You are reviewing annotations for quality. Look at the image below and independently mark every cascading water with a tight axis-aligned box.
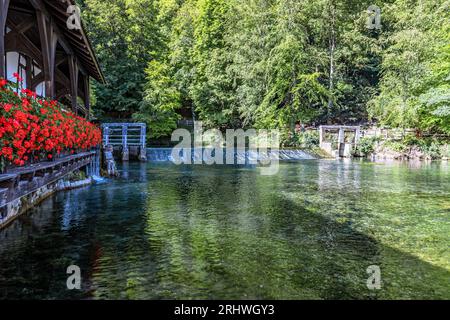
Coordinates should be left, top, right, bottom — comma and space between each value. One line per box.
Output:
278, 149, 316, 160
87, 149, 105, 183
147, 148, 317, 163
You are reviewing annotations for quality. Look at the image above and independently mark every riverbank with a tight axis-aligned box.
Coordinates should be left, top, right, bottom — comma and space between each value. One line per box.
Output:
353, 136, 450, 161
372, 142, 450, 161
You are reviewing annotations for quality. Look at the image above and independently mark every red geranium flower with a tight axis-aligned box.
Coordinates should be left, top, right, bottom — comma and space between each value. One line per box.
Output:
2, 103, 12, 112
12, 73, 23, 82
0, 78, 101, 168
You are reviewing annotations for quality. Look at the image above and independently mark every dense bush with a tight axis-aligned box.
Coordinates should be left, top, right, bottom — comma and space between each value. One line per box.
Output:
423, 142, 442, 160
281, 130, 319, 150
0, 76, 102, 170
299, 131, 320, 150
354, 137, 377, 157
383, 140, 408, 153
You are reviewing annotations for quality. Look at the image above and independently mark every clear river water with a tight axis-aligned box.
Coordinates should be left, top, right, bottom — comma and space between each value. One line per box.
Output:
0, 160, 448, 299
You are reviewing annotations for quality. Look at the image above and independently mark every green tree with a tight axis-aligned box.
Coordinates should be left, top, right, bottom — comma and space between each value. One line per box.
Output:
81, 0, 162, 119
369, 0, 450, 133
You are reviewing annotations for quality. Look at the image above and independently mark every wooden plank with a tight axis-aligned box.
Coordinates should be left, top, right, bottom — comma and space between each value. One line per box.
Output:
1, 155, 94, 208
0, 174, 17, 183
6, 152, 95, 175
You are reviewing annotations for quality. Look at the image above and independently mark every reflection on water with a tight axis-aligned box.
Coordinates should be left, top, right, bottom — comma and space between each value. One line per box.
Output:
0, 160, 448, 299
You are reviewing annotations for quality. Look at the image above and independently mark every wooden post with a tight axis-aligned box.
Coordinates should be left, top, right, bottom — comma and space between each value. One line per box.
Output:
122, 125, 129, 161
25, 56, 33, 88
140, 125, 146, 150
139, 124, 147, 161
0, 0, 10, 79
68, 55, 79, 113
338, 127, 345, 157
36, 10, 57, 98
104, 127, 110, 146
83, 75, 90, 118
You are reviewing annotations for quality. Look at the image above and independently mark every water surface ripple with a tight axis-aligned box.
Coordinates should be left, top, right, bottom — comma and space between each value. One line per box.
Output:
0, 160, 448, 299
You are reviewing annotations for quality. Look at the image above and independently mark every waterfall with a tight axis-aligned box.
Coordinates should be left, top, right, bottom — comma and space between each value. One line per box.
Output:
147, 148, 316, 163
88, 149, 105, 183
278, 150, 316, 160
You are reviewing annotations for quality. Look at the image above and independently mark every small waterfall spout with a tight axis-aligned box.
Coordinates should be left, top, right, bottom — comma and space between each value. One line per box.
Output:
87, 149, 106, 182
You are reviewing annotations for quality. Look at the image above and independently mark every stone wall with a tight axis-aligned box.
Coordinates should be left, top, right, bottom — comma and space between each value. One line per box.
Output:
0, 152, 96, 229
1, 182, 59, 229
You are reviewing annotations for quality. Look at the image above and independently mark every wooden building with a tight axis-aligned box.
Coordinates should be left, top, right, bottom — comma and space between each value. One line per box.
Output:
0, 0, 104, 118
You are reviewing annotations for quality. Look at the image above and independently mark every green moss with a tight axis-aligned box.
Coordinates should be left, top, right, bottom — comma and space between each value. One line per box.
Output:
67, 170, 87, 182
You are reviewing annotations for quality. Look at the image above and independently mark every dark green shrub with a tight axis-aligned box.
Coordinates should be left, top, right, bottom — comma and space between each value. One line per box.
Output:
403, 135, 424, 148
354, 137, 376, 156
299, 131, 320, 149
423, 142, 442, 159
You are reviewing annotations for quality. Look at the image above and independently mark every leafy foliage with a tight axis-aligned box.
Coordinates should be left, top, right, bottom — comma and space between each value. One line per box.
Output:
354, 137, 377, 156
369, 0, 450, 134
81, 0, 449, 137
81, 0, 162, 119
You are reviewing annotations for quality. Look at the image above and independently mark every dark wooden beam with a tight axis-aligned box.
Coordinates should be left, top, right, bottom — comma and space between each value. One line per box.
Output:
30, 0, 73, 56
55, 54, 67, 68
31, 69, 70, 93
8, 5, 34, 15
33, 0, 104, 83
5, 18, 35, 36
29, 0, 46, 12
56, 87, 70, 100
31, 0, 86, 101
5, 26, 43, 66
5, 19, 43, 63
82, 74, 90, 118
68, 55, 78, 113
36, 10, 58, 97
0, 0, 11, 78
25, 56, 33, 88
4, 19, 70, 93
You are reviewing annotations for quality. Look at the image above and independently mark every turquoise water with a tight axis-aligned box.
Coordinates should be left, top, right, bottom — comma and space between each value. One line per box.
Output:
0, 160, 448, 299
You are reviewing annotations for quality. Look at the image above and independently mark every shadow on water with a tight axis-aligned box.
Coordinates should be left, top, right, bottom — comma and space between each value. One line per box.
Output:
0, 161, 448, 299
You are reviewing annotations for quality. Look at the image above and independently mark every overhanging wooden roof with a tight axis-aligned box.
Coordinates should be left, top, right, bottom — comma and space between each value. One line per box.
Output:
36, 0, 105, 83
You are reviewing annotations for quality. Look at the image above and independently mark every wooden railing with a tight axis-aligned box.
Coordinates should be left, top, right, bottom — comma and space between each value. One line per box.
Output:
0, 151, 96, 226
101, 123, 147, 161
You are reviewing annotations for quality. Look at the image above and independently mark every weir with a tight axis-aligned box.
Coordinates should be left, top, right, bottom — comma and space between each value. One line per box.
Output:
319, 126, 361, 158
147, 148, 316, 163
102, 123, 147, 161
